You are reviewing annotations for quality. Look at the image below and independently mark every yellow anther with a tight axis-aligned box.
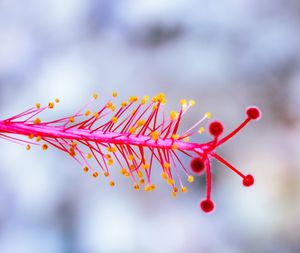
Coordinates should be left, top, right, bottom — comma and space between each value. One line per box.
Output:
164, 162, 171, 169
150, 184, 156, 190
167, 178, 174, 185
85, 110, 91, 116
107, 159, 114, 166
130, 164, 135, 170
189, 99, 196, 106
36, 103, 41, 109
136, 119, 146, 128
110, 105, 116, 112
139, 178, 145, 185
198, 127, 205, 134
205, 112, 212, 119
93, 93, 98, 99
187, 175, 194, 183
134, 184, 140, 190
129, 96, 134, 103
124, 172, 130, 177
83, 166, 89, 172
28, 134, 34, 139
153, 93, 166, 104
119, 168, 125, 175
69, 147, 76, 157
161, 172, 168, 180
131, 109, 136, 115
171, 144, 177, 150
158, 93, 167, 104
174, 187, 178, 193
36, 136, 42, 142
109, 181, 115, 187
104, 172, 109, 177
170, 110, 178, 120
144, 185, 152, 192
183, 136, 190, 142
71, 141, 77, 147
107, 146, 117, 153
71, 142, 77, 147
128, 155, 134, 161
42, 144, 48, 150
171, 134, 179, 140
69, 151, 76, 157
180, 99, 187, 107
55, 98, 60, 103
129, 96, 138, 103
112, 91, 118, 98
48, 102, 54, 109
69, 117, 75, 123
92, 172, 99, 178
129, 127, 136, 134
141, 96, 149, 105
137, 170, 143, 178
26, 144, 31, 150
141, 163, 150, 170
105, 154, 111, 159
70, 141, 77, 147
181, 187, 188, 193
86, 153, 92, 159
111, 116, 118, 123
121, 101, 128, 107
106, 101, 113, 108
34, 118, 41, 124
151, 131, 159, 141
93, 112, 99, 119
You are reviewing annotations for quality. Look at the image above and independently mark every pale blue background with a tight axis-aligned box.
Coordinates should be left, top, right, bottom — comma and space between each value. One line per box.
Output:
0, 0, 300, 252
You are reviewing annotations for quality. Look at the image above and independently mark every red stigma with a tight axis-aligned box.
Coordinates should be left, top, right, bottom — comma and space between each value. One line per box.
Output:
246, 107, 261, 120
190, 157, 205, 174
200, 199, 215, 213
209, 121, 224, 137
243, 174, 254, 187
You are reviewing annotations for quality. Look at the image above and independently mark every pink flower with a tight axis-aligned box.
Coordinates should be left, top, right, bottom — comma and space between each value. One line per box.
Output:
0, 92, 261, 213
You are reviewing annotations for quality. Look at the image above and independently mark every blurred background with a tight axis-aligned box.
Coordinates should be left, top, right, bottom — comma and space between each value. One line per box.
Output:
0, 0, 300, 252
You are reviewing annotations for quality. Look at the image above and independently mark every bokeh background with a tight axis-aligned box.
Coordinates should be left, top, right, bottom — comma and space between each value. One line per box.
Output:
1, 0, 300, 252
